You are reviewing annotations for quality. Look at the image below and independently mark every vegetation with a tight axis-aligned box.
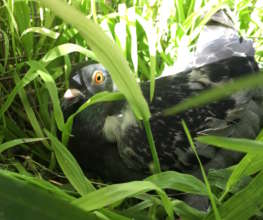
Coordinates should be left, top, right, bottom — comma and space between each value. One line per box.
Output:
0, 0, 263, 219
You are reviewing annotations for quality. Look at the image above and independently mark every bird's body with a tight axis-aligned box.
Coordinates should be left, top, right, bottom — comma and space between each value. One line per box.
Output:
62, 10, 261, 183
63, 57, 261, 182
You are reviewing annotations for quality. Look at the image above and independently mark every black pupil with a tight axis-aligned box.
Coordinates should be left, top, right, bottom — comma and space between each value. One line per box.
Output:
97, 74, 101, 81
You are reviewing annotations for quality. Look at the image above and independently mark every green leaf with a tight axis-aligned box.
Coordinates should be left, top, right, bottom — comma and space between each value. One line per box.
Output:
21, 27, 60, 39
175, 0, 185, 22
219, 155, 253, 201
172, 199, 206, 220
135, 15, 157, 101
127, 7, 138, 73
45, 130, 95, 195
96, 209, 132, 220
0, 65, 39, 116
27, 61, 65, 131
3, 169, 73, 202
41, 43, 97, 63
14, 1, 33, 58
73, 181, 174, 219
182, 121, 221, 220
219, 128, 263, 200
0, 138, 46, 154
240, 154, 263, 176
196, 135, 263, 154
143, 119, 161, 173
205, 171, 263, 220
115, 4, 127, 56
13, 71, 49, 148
146, 171, 208, 196
0, 170, 98, 220
163, 70, 263, 116
0, 29, 9, 70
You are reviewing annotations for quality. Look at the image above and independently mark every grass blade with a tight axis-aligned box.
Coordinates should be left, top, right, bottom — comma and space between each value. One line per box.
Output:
27, 61, 65, 131
196, 135, 263, 154
41, 43, 97, 63
45, 130, 95, 195
0, 66, 39, 116
0, 138, 46, 154
146, 171, 208, 196
143, 119, 161, 173
13, 71, 49, 148
205, 171, 263, 220
0, 29, 9, 70
163, 70, 263, 116
182, 121, 221, 220
21, 27, 60, 39
72, 180, 174, 219
62, 91, 124, 145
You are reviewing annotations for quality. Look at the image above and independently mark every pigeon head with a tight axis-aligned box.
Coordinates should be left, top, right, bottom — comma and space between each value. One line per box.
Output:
65, 63, 114, 99
62, 63, 116, 119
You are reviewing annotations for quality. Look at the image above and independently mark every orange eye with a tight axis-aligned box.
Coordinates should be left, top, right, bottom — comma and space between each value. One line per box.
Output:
93, 71, 104, 84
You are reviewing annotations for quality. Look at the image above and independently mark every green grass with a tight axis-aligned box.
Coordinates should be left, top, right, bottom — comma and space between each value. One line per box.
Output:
0, 0, 263, 219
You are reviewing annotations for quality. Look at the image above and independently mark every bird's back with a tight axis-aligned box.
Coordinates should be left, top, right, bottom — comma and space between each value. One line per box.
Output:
117, 10, 261, 175
118, 56, 261, 176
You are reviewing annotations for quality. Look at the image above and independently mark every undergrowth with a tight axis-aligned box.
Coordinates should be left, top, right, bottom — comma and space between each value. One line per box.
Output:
0, 0, 263, 219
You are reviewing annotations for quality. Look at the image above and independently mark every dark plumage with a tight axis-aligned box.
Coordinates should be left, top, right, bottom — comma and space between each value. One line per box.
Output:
62, 11, 261, 183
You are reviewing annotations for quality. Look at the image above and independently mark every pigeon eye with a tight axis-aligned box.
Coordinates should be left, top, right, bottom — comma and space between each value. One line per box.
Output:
93, 71, 105, 85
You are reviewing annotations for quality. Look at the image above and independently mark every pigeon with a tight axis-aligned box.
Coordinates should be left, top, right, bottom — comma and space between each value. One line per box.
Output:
62, 10, 261, 183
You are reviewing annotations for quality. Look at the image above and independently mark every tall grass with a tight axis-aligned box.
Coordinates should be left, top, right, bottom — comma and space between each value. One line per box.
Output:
0, 0, 263, 219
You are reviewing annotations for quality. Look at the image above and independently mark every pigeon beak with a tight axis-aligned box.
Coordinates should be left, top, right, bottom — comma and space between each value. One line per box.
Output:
63, 88, 84, 99
62, 89, 85, 120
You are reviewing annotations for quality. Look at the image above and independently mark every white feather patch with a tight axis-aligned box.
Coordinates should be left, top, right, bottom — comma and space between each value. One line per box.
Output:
102, 106, 137, 142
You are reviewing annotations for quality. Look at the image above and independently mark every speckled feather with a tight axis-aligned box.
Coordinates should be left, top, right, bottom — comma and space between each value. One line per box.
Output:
117, 57, 261, 176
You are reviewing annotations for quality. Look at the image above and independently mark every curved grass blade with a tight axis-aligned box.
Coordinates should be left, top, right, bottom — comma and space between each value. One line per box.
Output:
41, 43, 97, 63
143, 120, 161, 173
219, 130, 263, 201
14, 71, 49, 148
45, 130, 95, 195
172, 199, 206, 220
0, 29, 9, 70
219, 155, 253, 201
96, 209, 132, 220
182, 121, 221, 220
0, 138, 46, 154
239, 154, 263, 176
3, 169, 73, 202
72, 180, 174, 219
196, 135, 263, 154
0, 65, 39, 116
127, 7, 138, 73
205, 171, 263, 220
62, 91, 124, 145
135, 15, 157, 101
27, 60, 64, 131
146, 171, 208, 196
21, 27, 60, 39
163, 70, 263, 116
